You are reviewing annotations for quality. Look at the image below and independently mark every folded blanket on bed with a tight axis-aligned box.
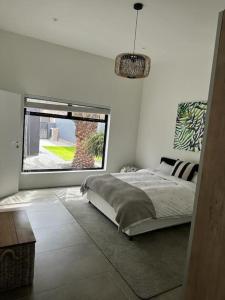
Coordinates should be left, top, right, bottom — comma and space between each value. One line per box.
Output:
81, 174, 156, 230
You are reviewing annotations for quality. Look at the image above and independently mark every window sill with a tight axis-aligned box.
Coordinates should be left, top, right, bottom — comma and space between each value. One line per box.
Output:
21, 169, 106, 175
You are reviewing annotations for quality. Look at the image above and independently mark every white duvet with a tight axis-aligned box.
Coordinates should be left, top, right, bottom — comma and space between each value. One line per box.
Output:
113, 170, 196, 219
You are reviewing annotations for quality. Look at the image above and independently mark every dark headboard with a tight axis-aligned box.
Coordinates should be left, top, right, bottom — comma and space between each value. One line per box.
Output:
160, 157, 199, 172
160, 157, 177, 166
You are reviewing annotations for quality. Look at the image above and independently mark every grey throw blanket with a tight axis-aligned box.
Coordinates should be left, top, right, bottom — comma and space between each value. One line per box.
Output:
81, 174, 156, 230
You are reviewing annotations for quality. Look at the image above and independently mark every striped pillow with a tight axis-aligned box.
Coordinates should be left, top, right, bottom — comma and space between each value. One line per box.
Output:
170, 160, 197, 181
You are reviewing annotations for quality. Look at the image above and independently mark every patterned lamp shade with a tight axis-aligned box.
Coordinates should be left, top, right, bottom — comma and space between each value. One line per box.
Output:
115, 53, 151, 79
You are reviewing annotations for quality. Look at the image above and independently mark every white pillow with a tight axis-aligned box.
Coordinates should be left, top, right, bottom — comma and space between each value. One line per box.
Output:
170, 160, 197, 181
191, 172, 198, 184
153, 162, 173, 176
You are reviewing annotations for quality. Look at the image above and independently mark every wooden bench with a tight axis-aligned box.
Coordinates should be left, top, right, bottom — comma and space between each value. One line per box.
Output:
0, 210, 36, 291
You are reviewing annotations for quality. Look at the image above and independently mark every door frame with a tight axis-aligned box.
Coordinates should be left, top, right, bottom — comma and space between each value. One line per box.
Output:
184, 10, 225, 299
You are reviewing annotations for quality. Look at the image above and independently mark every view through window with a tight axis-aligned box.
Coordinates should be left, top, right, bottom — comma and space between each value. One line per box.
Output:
22, 98, 109, 172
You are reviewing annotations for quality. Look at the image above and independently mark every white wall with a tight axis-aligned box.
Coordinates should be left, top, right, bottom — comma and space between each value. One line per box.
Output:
136, 18, 219, 169
0, 29, 143, 189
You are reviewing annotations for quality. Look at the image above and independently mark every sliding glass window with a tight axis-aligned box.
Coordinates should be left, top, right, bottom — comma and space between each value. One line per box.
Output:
22, 98, 109, 172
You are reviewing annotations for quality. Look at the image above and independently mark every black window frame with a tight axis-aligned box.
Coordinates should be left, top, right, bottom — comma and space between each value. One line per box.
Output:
22, 100, 109, 173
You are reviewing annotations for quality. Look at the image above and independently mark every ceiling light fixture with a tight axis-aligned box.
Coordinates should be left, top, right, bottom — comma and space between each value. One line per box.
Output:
115, 3, 151, 79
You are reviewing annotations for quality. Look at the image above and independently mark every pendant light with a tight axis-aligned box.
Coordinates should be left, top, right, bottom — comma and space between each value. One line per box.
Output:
115, 3, 151, 79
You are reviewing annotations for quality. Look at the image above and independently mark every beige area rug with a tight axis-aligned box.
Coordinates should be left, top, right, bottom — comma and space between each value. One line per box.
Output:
59, 190, 190, 299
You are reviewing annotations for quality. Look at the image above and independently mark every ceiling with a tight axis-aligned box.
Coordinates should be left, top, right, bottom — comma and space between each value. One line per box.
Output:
0, 0, 225, 60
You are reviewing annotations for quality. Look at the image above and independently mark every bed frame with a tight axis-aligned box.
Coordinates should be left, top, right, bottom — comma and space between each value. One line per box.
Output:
87, 190, 192, 239
86, 157, 195, 238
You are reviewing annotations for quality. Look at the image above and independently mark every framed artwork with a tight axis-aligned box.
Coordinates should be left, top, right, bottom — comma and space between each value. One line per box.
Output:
174, 102, 207, 152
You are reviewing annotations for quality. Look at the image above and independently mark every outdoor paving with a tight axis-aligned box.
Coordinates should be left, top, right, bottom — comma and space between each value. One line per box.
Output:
23, 138, 101, 171
24, 139, 74, 170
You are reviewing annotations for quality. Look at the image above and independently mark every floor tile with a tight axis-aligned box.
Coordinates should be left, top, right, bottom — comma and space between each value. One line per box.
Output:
33, 244, 114, 293
34, 222, 92, 253
10, 273, 129, 300
2, 244, 114, 300
54, 272, 128, 300
0, 189, 58, 206
27, 203, 75, 229
0, 203, 33, 212
24, 201, 61, 212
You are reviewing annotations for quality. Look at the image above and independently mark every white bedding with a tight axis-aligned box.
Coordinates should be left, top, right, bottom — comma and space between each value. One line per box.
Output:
114, 169, 196, 219
87, 169, 196, 236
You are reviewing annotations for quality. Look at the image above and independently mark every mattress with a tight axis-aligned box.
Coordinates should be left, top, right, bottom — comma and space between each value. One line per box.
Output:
86, 189, 192, 237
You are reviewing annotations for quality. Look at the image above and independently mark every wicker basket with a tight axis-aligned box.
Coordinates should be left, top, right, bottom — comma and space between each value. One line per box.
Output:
0, 243, 35, 291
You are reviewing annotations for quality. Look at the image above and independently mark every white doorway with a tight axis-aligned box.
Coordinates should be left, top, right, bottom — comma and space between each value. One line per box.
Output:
0, 89, 22, 198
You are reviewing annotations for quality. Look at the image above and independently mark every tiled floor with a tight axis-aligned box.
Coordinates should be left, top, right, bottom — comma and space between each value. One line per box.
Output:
0, 188, 182, 300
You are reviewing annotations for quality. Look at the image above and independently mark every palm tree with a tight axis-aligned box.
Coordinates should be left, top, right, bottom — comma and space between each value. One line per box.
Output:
72, 113, 98, 169
86, 132, 104, 157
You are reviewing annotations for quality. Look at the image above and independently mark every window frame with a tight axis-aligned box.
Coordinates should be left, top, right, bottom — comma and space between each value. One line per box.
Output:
22, 98, 109, 173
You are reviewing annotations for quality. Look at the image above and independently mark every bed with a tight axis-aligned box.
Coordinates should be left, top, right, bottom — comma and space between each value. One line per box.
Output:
82, 157, 198, 237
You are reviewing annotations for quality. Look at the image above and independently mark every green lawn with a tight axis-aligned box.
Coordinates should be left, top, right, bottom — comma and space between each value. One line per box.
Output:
43, 145, 102, 163
43, 146, 76, 161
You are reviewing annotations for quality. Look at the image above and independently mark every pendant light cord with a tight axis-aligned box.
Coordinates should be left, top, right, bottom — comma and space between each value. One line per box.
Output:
133, 10, 139, 54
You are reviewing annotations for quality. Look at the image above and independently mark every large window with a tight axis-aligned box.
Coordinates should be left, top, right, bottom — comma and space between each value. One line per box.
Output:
22, 97, 110, 172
